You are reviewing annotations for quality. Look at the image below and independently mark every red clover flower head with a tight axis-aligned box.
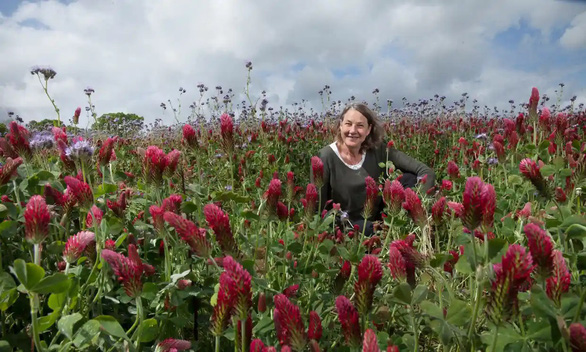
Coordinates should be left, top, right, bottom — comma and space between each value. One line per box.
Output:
311, 156, 324, 188
0, 157, 23, 185
402, 188, 426, 227
335, 295, 361, 347
204, 203, 239, 256
63, 231, 95, 263
24, 195, 51, 244
546, 250, 571, 306
163, 211, 211, 258
273, 294, 306, 350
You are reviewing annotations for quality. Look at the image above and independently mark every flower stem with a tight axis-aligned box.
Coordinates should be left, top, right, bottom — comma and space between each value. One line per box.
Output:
409, 306, 419, 352
215, 335, 221, 352
490, 324, 499, 352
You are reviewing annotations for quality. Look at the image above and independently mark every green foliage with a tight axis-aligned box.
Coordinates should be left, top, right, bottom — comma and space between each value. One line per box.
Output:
92, 112, 144, 137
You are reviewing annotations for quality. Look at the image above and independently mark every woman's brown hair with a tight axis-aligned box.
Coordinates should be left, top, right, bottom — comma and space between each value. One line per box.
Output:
335, 103, 384, 153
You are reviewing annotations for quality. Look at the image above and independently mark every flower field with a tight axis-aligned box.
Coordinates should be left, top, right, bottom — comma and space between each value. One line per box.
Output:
0, 69, 585, 352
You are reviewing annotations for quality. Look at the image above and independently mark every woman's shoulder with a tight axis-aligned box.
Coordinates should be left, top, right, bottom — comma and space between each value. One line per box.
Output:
317, 143, 336, 160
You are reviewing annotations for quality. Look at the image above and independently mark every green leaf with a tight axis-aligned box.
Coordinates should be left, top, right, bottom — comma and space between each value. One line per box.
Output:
287, 242, 303, 254
507, 175, 523, 186
38, 310, 60, 332
253, 314, 274, 335
32, 273, 70, 294
0, 221, 18, 239
211, 191, 250, 204
73, 319, 101, 348
446, 299, 471, 326
318, 240, 334, 254
420, 300, 443, 319
412, 285, 428, 305
138, 318, 158, 342
487, 238, 507, 260
454, 256, 473, 275
94, 315, 128, 339
393, 283, 412, 305
577, 253, 586, 271
94, 183, 117, 197
480, 323, 522, 352
0, 272, 16, 292
559, 168, 573, 177
180, 201, 198, 214
48, 292, 67, 311
429, 253, 450, 268
566, 224, 586, 239
0, 340, 11, 352
539, 165, 555, 177
11, 259, 45, 290
530, 286, 556, 319
141, 283, 158, 301
0, 289, 18, 311
240, 209, 259, 221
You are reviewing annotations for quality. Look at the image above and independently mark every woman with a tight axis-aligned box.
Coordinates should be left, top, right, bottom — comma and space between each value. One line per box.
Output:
313, 103, 435, 234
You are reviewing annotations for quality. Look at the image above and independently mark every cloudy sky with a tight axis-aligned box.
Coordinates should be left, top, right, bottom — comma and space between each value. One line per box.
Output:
1, 0, 585, 126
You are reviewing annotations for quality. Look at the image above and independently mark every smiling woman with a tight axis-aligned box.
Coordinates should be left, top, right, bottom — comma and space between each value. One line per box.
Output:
312, 103, 435, 235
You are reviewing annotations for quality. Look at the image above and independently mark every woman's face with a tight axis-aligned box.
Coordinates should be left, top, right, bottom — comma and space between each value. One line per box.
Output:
339, 108, 371, 150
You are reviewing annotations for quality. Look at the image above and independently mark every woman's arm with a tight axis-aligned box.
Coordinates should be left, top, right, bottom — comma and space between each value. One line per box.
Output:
387, 147, 436, 192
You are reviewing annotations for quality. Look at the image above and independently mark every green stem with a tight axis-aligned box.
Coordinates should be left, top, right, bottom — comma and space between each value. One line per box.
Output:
240, 319, 246, 352
132, 296, 144, 349
490, 324, 499, 352
215, 335, 221, 352
409, 306, 419, 352
574, 287, 585, 323
467, 274, 482, 340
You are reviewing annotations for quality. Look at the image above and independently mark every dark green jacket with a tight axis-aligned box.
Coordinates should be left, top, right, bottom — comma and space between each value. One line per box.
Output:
314, 143, 435, 221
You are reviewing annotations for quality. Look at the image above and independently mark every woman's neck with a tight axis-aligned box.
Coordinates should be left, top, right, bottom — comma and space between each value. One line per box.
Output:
337, 142, 361, 157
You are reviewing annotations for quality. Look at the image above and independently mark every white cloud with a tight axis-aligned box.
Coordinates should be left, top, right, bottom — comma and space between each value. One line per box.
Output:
0, 0, 584, 127
560, 11, 586, 49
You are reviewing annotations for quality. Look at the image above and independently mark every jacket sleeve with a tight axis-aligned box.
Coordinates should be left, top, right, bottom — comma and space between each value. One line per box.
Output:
387, 147, 436, 192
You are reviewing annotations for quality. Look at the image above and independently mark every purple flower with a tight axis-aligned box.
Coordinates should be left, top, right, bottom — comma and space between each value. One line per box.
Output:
65, 139, 94, 163
30, 132, 54, 150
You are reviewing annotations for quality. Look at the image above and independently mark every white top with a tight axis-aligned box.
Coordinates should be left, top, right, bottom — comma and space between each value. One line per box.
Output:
329, 142, 365, 170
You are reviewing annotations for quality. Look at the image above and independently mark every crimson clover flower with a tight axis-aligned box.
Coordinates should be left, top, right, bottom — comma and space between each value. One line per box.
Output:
0, 157, 23, 185
519, 158, 550, 198
528, 87, 539, 116
431, 196, 447, 226
86, 205, 103, 228
182, 124, 198, 148
310, 156, 324, 189
524, 223, 553, 277
97, 137, 116, 168
57, 140, 76, 172
204, 203, 239, 256
390, 234, 425, 286
107, 190, 131, 218
273, 293, 306, 350
307, 311, 322, 342
64, 176, 93, 209
211, 269, 236, 336
263, 178, 282, 216
383, 179, 405, 214
569, 323, 586, 352
63, 231, 95, 264
222, 256, 252, 321
402, 188, 426, 227
388, 246, 407, 281
461, 176, 483, 230
546, 250, 571, 306
101, 244, 155, 298
7, 121, 31, 160
163, 149, 181, 178
447, 161, 460, 180
24, 195, 51, 244
487, 244, 534, 322
302, 184, 318, 219
363, 176, 378, 220
156, 338, 191, 352
163, 211, 211, 258
220, 113, 234, 154
362, 329, 381, 352
354, 255, 383, 316
51, 126, 67, 145
144, 145, 167, 185
335, 295, 361, 347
